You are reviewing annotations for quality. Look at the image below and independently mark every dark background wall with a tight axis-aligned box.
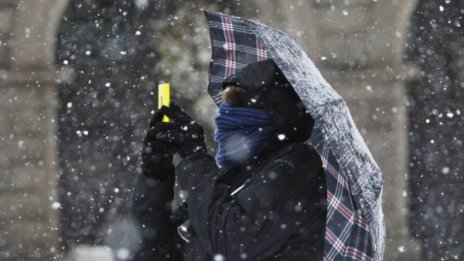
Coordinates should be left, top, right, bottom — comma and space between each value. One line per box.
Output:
406, 0, 464, 260
54, 0, 255, 253
56, 0, 158, 249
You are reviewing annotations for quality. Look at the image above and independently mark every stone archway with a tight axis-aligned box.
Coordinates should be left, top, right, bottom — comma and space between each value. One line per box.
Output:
0, 0, 69, 259
370, 1, 423, 260
0, 1, 256, 259
1, 0, 444, 260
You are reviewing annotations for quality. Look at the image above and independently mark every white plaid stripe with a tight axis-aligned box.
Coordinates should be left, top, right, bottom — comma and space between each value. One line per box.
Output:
208, 20, 256, 34
211, 40, 268, 57
256, 37, 267, 60
221, 17, 236, 77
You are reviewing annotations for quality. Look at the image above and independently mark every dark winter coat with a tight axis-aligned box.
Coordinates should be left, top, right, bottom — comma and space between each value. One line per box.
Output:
131, 142, 327, 261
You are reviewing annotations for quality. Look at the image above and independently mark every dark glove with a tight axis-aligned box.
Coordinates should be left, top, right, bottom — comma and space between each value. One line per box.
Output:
154, 102, 207, 158
141, 106, 178, 181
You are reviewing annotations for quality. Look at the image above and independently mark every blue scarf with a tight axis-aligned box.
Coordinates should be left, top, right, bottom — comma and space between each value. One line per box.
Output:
214, 102, 275, 170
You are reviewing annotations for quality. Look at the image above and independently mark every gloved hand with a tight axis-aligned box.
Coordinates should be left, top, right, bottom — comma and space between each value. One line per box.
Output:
141, 106, 178, 181
153, 102, 207, 158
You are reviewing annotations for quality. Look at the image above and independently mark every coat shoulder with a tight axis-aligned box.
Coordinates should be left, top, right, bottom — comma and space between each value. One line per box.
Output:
272, 142, 322, 170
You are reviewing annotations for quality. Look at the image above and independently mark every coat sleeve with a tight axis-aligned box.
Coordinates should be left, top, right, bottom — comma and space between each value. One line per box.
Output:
130, 173, 182, 261
176, 146, 323, 260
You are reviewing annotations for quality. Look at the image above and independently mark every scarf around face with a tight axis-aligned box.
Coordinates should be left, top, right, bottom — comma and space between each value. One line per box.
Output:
214, 102, 275, 170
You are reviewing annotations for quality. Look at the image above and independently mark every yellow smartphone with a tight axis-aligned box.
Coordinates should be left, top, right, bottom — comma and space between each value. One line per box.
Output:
158, 83, 170, 122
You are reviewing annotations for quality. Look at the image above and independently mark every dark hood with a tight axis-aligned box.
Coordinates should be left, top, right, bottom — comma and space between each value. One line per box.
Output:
221, 59, 314, 142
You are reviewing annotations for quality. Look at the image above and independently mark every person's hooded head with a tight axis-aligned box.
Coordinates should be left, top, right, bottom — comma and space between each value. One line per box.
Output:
214, 59, 315, 169
221, 59, 314, 142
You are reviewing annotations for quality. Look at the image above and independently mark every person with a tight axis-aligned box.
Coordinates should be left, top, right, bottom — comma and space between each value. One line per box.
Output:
131, 59, 327, 261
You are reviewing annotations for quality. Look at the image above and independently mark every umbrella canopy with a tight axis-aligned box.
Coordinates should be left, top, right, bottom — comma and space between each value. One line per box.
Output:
204, 10, 385, 261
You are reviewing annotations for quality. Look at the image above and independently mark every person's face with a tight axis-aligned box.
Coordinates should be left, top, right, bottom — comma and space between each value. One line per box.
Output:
222, 82, 313, 141
222, 85, 266, 109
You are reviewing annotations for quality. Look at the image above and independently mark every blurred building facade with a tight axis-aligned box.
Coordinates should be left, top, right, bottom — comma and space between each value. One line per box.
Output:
0, 0, 462, 260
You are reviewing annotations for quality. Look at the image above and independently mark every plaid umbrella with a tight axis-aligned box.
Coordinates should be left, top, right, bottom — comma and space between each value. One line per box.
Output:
204, 10, 385, 261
